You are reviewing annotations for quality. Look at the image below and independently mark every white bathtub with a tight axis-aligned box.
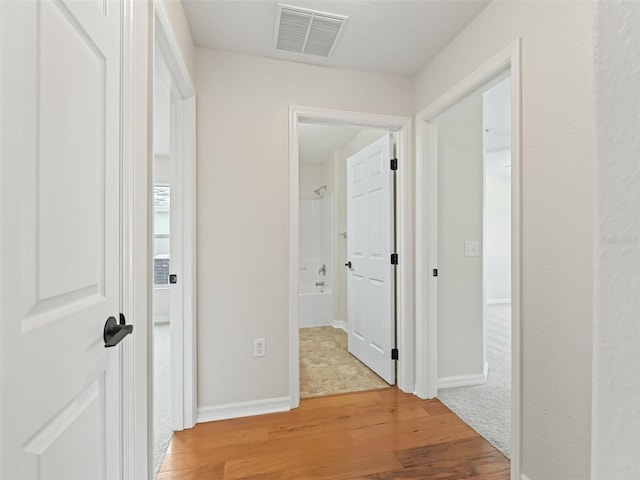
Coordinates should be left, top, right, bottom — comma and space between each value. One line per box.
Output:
298, 284, 333, 328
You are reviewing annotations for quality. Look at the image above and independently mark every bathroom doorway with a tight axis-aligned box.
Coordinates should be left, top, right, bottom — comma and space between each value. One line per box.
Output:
297, 122, 393, 398
289, 107, 414, 408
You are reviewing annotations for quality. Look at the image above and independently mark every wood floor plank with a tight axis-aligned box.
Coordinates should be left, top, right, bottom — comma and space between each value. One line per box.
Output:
167, 426, 268, 455
229, 452, 402, 480
393, 437, 509, 478
422, 400, 453, 416
348, 411, 475, 443
355, 403, 430, 420
161, 430, 354, 472
156, 462, 224, 480
157, 388, 509, 480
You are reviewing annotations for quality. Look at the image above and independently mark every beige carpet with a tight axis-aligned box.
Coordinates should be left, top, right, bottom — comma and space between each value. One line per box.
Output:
438, 303, 512, 458
299, 326, 389, 398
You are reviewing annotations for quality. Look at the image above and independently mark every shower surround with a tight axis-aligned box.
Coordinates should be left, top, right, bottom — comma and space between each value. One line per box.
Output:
298, 193, 334, 328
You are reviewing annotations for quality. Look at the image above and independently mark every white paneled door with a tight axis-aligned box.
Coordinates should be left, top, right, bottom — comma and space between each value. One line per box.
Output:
346, 134, 395, 384
1, 1, 125, 479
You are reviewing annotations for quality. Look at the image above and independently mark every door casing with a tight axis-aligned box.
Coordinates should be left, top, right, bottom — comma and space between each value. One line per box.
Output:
289, 107, 413, 409
149, 0, 198, 466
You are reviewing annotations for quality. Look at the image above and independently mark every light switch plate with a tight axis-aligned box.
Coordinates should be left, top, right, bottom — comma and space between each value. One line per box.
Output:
464, 240, 479, 257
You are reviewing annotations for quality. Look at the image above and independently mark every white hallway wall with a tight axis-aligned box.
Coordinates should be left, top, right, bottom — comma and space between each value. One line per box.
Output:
485, 175, 511, 302
436, 92, 484, 381
195, 49, 413, 408
414, 2, 596, 480
593, 2, 640, 478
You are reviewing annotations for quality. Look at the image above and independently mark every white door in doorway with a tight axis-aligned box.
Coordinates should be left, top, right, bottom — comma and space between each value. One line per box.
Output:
1, 1, 124, 478
346, 134, 395, 384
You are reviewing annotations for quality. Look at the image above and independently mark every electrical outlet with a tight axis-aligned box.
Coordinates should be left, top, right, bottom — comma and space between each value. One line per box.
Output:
254, 338, 266, 357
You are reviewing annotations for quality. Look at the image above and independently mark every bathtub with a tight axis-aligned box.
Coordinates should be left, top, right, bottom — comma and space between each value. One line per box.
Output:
298, 284, 333, 328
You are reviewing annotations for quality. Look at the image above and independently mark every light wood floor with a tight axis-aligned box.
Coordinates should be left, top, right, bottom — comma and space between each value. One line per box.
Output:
158, 388, 509, 479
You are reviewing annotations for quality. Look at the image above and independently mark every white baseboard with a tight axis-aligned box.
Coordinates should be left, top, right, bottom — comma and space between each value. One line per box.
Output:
299, 319, 332, 328
197, 396, 290, 424
521, 475, 531, 480
486, 298, 511, 305
331, 319, 347, 332
438, 362, 488, 389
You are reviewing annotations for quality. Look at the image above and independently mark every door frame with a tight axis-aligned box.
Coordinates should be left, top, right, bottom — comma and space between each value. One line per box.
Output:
288, 106, 413, 408
414, 39, 522, 479
150, 0, 197, 450
119, 1, 149, 479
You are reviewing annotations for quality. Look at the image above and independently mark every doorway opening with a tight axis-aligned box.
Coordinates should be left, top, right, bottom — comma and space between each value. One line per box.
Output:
151, 6, 197, 478
433, 74, 512, 457
289, 107, 414, 409
297, 122, 394, 398
415, 41, 521, 478
151, 52, 173, 473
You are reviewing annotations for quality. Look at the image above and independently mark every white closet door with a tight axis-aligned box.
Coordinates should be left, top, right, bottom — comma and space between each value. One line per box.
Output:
0, 1, 125, 478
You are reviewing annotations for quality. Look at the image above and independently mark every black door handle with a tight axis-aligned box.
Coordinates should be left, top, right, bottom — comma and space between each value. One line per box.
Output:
345, 261, 352, 269
104, 314, 133, 348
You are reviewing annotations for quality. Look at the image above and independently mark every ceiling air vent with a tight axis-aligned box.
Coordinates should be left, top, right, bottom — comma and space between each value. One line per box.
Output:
274, 4, 348, 58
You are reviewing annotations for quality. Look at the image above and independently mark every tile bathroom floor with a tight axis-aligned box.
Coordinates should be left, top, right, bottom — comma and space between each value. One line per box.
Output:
299, 326, 389, 398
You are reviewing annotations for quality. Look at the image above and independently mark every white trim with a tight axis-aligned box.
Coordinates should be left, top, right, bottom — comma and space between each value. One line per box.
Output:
120, 1, 145, 479
153, 2, 194, 98
181, 96, 197, 429
152, 0, 198, 440
414, 39, 522, 480
331, 319, 347, 332
123, 0, 152, 478
521, 475, 532, 480
197, 397, 291, 423
487, 298, 511, 305
438, 362, 488, 389
289, 106, 414, 409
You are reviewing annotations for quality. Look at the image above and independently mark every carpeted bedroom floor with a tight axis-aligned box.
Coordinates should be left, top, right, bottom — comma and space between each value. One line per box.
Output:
438, 303, 512, 458
153, 323, 172, 477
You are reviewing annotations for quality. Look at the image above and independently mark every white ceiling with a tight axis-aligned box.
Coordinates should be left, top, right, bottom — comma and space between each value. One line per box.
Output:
298, 123, 363, 163
182, 1, 489, 75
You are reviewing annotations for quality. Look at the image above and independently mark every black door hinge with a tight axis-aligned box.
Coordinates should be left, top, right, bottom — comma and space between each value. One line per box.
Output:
390, 158, 398, 171
433, 269, 438, 277
391, 348, 399, 360
391, 253, 398, 265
